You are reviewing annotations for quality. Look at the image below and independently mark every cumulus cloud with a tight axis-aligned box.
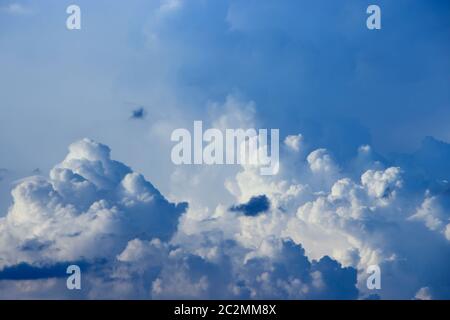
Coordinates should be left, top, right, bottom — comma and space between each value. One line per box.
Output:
0, 138, 187, 270
0, 137, 360, 299
306, 149, 341, 190
115, 237, 357, 299
284, 134, 303, 153
0, 0, 449, 300
174, 114, 450, 300
1, 100, 450, 299
409, 193, 450, 242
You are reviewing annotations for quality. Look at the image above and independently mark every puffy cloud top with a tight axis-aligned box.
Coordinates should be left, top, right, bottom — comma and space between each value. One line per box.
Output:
1, 133, 450, 299
0, 139, 187, 269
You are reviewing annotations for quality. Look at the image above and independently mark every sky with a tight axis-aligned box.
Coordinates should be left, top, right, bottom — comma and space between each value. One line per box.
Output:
0, 0, 449, 299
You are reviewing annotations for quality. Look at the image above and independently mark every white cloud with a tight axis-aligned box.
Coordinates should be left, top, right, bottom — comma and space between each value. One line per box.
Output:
173, 124, 450, 299
0, 136, 361, 299
415, 287, 432, 300
361, 167, 402, 203
407, 189, 450, 245
0, 138, 186, 269
284, 134, 303, 152
115, 237, 358, 299
409, 194, 445, 231
307, 149, 336, 175
1, 123, 450, 299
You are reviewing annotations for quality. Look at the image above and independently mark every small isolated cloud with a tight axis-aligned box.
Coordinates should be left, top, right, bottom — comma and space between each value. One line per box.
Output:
130, 107, 146, 120
415, 287, 432, 300
284, 134, 303, 152
230, 195, 270, 216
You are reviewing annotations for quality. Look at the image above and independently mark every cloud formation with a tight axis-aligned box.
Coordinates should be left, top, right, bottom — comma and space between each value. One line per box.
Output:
0, 1, 449, 299
0, 138, 187, 270
174, 115, 450, 299
0, 137, 361, 299
1, 127, 450, 299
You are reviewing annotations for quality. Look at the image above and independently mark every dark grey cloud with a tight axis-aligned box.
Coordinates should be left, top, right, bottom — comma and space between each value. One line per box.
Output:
233, 240, 358, 299
230, 195, 270, 216
0, 261, 89, 280
130, 107, 146, 120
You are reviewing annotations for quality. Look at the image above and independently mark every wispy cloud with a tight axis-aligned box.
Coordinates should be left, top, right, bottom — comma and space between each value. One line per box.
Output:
1, 3, 32, 15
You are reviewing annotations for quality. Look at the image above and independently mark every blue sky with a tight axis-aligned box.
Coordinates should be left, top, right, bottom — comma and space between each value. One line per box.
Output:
1, 0, 449, 172
0, 0, 450, 299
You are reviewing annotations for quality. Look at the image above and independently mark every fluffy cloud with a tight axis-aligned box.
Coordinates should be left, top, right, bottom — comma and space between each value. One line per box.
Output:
0, 138, 187, 269
114, 237, 357, 299
1, 121, 450, 299
0, 137, 359, 299
1, 0, 449, 300
409, 193, 450, 241
174, 115, 450, 299
284, 134, 303, 153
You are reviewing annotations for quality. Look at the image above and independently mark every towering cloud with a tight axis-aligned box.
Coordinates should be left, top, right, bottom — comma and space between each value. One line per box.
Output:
0, 138, 360, 299
2, 113, 450, 299
0, 139, 187, 269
